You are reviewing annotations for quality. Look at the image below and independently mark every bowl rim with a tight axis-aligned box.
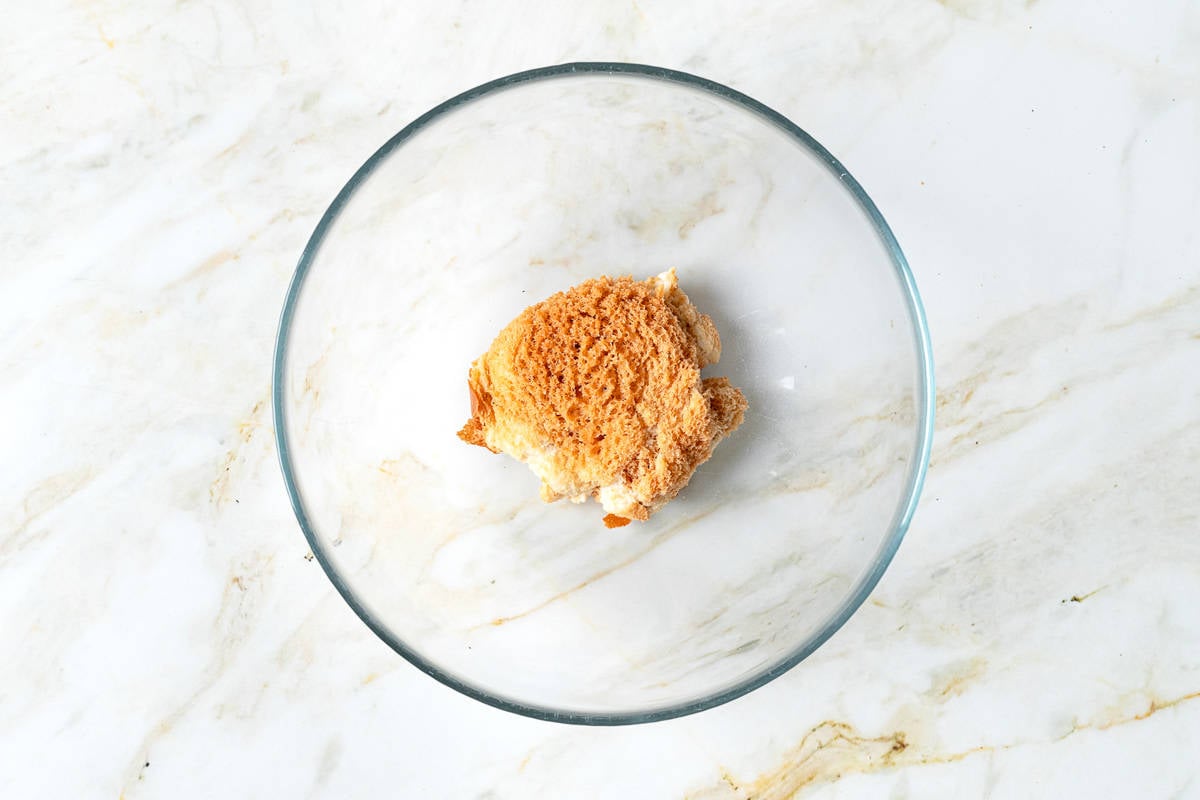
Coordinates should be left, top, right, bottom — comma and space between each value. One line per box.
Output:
272, 61, 936, 726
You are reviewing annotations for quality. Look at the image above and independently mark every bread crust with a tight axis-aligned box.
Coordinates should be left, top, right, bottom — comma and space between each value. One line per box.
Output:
458, 269, 747, 523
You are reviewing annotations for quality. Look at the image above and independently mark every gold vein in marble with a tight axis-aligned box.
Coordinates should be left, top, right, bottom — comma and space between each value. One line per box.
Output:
689, 689, 1200, 799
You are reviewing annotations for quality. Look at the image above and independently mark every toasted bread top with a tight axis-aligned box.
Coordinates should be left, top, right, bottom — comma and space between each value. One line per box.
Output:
459, 269, 746, 522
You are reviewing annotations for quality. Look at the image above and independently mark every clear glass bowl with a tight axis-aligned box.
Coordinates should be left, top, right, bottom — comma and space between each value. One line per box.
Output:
273, 63, 934, 724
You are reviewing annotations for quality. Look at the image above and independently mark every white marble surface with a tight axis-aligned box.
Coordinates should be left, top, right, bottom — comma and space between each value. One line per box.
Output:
2, 0, 1198, 797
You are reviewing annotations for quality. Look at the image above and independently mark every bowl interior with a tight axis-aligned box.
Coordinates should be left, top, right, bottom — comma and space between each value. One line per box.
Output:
277, 65, 932, 722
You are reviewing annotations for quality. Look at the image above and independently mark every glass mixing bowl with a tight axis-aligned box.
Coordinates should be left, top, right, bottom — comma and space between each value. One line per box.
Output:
274, 63, 934, 724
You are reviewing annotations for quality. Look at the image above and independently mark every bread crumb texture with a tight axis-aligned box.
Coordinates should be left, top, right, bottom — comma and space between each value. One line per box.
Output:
458, 269, 747, 524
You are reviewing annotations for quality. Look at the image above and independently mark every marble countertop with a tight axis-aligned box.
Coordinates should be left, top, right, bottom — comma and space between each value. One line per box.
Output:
3, 0, 1198, 797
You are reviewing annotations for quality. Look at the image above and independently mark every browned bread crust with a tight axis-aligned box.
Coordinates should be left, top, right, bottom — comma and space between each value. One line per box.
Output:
458, 270, 747, 523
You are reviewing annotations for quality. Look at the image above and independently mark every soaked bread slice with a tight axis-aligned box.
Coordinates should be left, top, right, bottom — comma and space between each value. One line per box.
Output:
458, 268, 747, 525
